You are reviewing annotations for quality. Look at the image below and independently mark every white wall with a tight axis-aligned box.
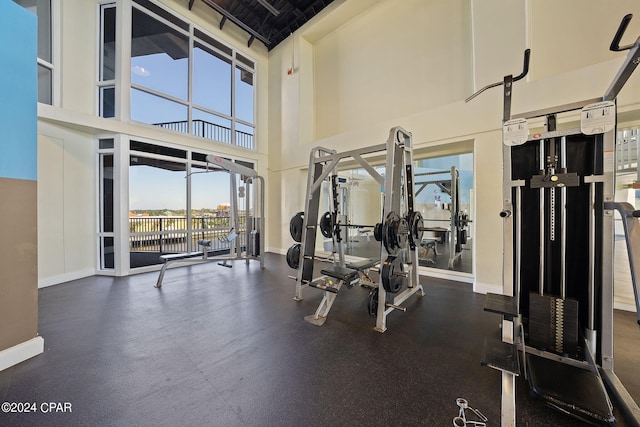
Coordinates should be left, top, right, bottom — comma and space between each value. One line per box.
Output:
268, 0, 640, 302
37, 123, 96, 287
313, 0, 472, 140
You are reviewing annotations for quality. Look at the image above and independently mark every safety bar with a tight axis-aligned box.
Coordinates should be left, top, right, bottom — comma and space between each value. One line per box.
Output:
465, 49, 530, 103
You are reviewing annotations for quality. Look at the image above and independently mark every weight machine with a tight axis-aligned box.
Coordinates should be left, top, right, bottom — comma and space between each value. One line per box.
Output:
415, 167, 471, 269
287, 126, 425, 332
466, 13, 640, 427
154, 156, 265, 288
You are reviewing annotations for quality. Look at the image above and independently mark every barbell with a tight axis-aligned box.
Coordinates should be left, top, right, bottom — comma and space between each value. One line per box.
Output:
289, 210, 427, 257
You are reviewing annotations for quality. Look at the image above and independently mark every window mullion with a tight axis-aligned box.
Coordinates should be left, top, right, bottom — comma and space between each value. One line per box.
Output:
231, 56, 236, 147
116, 0, 132, 121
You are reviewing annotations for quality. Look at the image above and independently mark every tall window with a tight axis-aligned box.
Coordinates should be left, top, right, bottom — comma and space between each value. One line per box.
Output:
127, 140, 254, 268
98, 1, 257, 148
98, 138, 115, 270
116, 1, 257, 149
14, 0, 53, 105
99, 3, 116, 118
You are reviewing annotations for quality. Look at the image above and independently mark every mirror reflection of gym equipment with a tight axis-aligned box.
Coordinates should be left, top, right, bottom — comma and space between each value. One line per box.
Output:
413, 160, 473, 272
327, 153, 474, 275
467, 13, 640, 427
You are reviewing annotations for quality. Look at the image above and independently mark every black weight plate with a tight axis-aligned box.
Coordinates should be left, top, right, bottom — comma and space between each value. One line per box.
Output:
289, 212, 304, 242
396, 217, 409, 249
407, 211, 424, 247
367, 287, 379, 317
381, 256, 404, 293
319, 211, 333, 238
373, 223, 382, 241
382, 212, 400, 254
286, 243, 301, 269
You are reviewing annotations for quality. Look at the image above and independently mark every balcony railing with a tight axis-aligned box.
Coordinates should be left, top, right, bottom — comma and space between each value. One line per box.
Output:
153, 119, 254, 150
129, 215, 247, 255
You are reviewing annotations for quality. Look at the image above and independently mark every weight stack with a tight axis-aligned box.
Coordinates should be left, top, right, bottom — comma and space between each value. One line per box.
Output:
528, 293, 579, 356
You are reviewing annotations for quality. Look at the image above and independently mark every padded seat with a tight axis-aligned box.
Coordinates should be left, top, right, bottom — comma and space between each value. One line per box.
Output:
345, 258, 378, 271
320, 265, 359, 283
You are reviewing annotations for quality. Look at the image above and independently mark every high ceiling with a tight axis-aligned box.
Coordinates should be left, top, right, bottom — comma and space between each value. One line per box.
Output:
189, 0, 336, 50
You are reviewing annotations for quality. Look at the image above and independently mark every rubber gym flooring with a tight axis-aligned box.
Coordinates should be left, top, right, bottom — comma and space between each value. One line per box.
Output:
0, 252, 638, 426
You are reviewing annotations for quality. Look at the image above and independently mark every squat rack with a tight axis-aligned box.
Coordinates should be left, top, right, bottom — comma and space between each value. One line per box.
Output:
290, 126, 424, 332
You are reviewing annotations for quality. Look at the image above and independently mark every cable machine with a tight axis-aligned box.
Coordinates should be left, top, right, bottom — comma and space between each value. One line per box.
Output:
155, 156, 265, 288
286, 127, 425, 332
466, 14, 640, 427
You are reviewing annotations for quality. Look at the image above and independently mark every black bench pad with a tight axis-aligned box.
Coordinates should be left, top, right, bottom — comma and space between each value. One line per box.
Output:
345, 258, 378, 271
321, 265, 359, 282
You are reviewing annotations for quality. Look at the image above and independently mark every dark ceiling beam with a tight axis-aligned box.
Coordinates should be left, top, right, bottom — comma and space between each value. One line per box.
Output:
201, 0, 271, 46
279, 0, 303, 18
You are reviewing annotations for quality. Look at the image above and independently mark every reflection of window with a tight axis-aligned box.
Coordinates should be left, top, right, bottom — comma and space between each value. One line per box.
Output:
131, 7, 188, 100
14, 0, 53, 105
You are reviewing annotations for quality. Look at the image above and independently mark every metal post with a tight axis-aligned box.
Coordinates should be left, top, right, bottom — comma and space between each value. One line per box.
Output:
560, 137, 567, 299
539, 140, 545, 295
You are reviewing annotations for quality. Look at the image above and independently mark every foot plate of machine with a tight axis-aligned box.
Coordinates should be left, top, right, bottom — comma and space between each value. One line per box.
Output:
481, 336, 520, 375
526, 353, 615, 426
484, 293, 518, 318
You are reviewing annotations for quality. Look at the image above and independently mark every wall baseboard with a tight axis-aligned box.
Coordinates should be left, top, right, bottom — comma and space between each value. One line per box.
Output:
614, 300, 638, 313
0, 337, 44, 372
473, 281, 502, 295
419, 268, 474, 284
38, 268, 94, 288
267, 247, 286, 256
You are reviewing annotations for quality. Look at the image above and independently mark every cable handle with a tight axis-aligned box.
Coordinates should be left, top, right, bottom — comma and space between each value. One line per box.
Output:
465, 49, 530, 102
610, 14, 639, 52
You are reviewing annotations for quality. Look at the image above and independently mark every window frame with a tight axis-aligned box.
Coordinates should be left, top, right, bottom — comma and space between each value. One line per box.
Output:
98, 0, 257, 150
15, 0, 57, 105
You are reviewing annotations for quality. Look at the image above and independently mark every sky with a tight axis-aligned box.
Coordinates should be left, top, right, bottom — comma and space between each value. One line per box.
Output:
129, 165, 240, 211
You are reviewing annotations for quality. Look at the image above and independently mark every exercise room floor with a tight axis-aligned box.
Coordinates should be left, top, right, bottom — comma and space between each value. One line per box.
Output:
0, 253, 638, 426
